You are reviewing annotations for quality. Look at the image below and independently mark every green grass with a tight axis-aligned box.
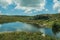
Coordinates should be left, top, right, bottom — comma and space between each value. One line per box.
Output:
0, 32, 56, 40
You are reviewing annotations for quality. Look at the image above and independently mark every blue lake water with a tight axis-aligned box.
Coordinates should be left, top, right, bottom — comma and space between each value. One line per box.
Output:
0, 22, 60, 38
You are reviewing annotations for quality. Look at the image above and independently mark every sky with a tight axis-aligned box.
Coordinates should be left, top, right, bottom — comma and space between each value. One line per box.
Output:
0, 0, 60, 16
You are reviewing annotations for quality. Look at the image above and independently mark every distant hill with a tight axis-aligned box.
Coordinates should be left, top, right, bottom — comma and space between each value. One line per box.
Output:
31, 13, 60, 20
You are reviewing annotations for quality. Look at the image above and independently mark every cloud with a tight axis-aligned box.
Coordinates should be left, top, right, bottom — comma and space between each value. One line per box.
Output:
14, 0, 46, 14
0, 0, 13, 8
20, 0, 44, 7
15, 0, 46, 8
0, 0, 46, 14
58, 9, 60, 13
53, 0, 60, 13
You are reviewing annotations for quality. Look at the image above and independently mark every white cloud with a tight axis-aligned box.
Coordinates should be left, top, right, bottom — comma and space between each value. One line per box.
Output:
53, 0, 58, 2
53, 0, 60, 13
0, 0, 13, 8
14, 0, 46, 14
5, 0, 12, 4
0, 0, 46, 14
24, 9, 32, 14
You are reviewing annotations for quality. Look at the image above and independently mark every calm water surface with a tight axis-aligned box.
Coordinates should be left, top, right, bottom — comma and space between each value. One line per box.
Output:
0, 22, 60, 38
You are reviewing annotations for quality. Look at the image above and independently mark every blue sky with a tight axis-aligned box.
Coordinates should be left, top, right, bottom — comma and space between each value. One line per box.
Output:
0, 0, 60, 16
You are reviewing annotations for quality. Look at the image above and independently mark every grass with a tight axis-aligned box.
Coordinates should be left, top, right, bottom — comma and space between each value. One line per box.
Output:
0, 32, 56, 40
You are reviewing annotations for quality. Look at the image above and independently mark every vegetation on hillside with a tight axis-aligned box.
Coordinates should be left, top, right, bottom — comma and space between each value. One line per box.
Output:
0, 14, 60, 28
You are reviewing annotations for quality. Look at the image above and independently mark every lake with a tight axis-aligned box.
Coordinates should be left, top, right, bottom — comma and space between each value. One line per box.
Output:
0, 22, 60, 39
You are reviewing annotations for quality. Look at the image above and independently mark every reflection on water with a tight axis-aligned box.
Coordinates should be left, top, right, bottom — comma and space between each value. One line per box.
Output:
39, 28, 54, 36
0, 22, 60, 38
0, 22, 39, 32
56, 32, 60, 38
